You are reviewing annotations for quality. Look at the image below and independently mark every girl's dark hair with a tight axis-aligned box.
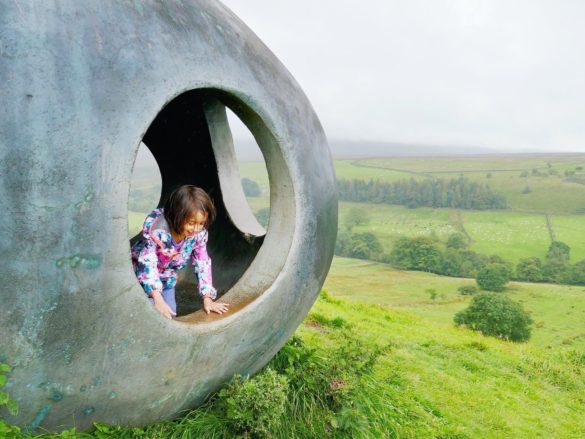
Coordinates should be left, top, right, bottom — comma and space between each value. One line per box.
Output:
163, 185, 216, 234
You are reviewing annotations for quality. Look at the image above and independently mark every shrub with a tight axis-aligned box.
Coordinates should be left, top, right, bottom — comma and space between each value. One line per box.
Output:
543, 241, 571, 282
390, 236, 443, 273
241, 177, 261, 197
458, 285, 478, 295
454, 293, 533, 342
254, 207, 270, 228
343, 207, 370, 231
219, 368, 289, 437
446, 232, 468, 250
476, 263, 510, 292
458, 250, 490, 278
546, 241, 570, 267
564, 259, 585, 285
516, 257, 543, 282
335, 231, 383, 261
488, 255, 514, 276
441, 248, 463, 276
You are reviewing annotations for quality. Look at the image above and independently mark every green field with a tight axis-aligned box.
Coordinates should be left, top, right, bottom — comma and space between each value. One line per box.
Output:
552, 215, 585, 262
350, 154, 585, 214
461, 210, 552, 263
325, 257, 585, 351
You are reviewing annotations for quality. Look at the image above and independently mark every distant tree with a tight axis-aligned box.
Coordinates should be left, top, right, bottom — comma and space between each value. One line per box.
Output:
336, 176, 507, 210
442, 248, 463, 277
476, 263, 510, 292
458, 250, 490, 278
519, 171, 529, 178
335, 231, 351, 256
546, 241, 570, 266
355, 232, 383, 255
565, 259, 585, 285
255, 207, 270, 228
390, 236, 442, 273
348, 239, 371, 260
242, 178, 261, 197
335, 231, 383, 261
454, 293, 533, 342
343, 207, 370, 231
521, 186, 532, 194
446, 232, 468, 250
543, 241, 571, 282
576, 166, 583, 171
486, 173, 492, 179
488, 255, 513, 277
516, 257, 543, 282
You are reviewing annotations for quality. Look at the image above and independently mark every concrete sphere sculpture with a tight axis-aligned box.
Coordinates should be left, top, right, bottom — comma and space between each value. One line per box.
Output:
0, 1, 337, 432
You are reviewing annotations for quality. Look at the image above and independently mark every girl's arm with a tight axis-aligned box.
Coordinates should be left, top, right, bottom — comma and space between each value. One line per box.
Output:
190, 229, 217, 300
135, 240, 164, 295
135, 240, 176, 319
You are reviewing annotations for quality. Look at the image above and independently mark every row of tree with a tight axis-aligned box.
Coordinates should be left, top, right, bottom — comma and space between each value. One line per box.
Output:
516, 241, 585, 285
335, 227, 585, 287
337, 176, 507, 210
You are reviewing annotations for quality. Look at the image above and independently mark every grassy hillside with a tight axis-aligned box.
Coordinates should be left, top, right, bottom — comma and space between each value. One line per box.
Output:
21, 282, 585, 438
325, 257, 585, 351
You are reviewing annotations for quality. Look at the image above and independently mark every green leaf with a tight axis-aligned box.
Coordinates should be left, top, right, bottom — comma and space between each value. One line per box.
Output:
0, 375, 6, 386
0, 364, 11, 373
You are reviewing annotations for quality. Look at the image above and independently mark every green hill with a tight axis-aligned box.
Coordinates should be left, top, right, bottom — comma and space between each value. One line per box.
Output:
18, 274, 584, 438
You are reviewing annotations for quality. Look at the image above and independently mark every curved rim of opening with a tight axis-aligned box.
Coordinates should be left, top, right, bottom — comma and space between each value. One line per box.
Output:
128, 85, 296, 327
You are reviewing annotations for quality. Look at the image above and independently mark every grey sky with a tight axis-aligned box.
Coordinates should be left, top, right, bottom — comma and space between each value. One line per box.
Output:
220, 0, 585, 152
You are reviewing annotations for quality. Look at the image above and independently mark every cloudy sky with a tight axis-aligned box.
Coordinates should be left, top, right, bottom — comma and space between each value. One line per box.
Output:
220, 0, 585, 153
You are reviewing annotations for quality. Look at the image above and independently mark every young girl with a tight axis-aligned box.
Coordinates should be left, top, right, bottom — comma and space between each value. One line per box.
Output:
131, 185, 229, 319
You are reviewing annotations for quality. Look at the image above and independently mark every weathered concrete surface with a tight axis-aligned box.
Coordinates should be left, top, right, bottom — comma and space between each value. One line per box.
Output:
0, 0, 337, 432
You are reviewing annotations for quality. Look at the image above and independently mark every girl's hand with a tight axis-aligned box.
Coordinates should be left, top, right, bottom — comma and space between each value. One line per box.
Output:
152, 291, 176, 320
203, 296, 230, 315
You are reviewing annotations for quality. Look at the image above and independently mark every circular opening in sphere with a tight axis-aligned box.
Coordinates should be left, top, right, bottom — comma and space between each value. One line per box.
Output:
128, 88, 293, 320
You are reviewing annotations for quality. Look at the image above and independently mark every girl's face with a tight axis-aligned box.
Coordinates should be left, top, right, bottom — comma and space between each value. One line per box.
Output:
182, 210, 207, 238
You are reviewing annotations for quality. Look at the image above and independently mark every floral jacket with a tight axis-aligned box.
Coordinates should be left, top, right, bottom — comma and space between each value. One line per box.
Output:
131, 208, 217, 300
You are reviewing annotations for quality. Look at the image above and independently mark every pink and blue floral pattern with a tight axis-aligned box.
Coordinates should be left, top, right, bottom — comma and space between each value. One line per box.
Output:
131, 208, 217, 299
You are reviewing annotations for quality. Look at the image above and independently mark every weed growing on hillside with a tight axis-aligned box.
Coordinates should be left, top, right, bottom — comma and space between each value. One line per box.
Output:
306, 312, 349, 329
218, 368, 288, 437
0, 363, 20, 438
458, 285, 478, 296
